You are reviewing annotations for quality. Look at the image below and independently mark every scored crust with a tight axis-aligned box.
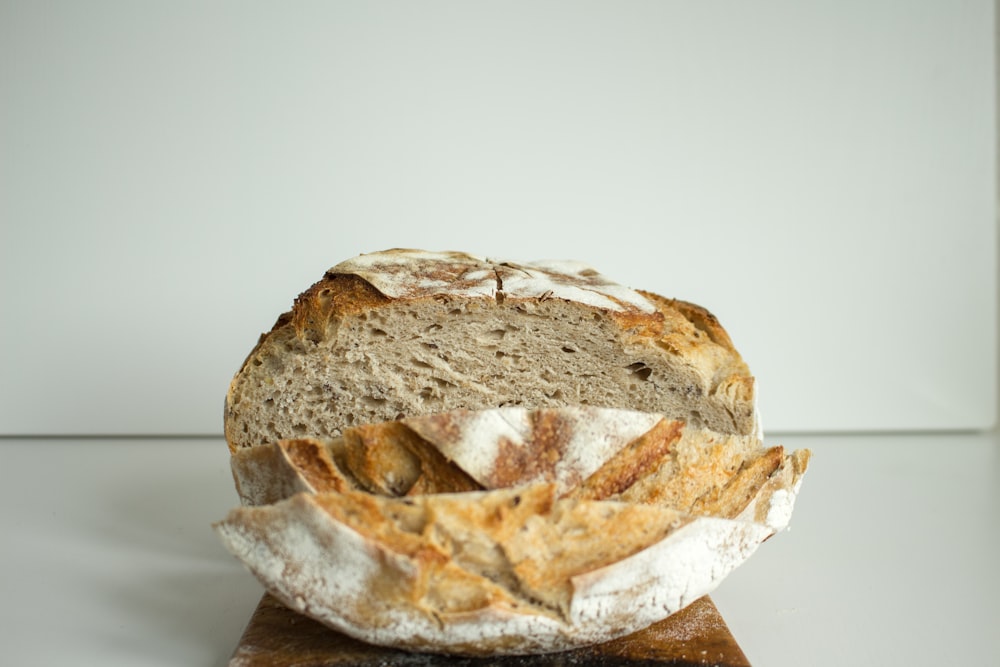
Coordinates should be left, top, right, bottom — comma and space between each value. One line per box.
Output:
224, 249, 760, 453
217, 406, 809, 656
230, 406, 807, 529
215, 488, 773, 656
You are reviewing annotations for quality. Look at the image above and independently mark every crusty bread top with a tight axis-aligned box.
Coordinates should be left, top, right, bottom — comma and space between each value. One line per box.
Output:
290, 249, 740, 350
329, 249, 658, 312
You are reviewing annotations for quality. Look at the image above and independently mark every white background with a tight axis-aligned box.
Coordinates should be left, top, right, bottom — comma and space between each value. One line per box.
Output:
1, 0, 996, 435
1, 6, 998, 665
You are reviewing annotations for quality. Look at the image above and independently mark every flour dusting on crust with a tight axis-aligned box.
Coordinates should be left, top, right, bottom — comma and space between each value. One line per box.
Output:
402, 406, 666, 495
331, 249, 657, 313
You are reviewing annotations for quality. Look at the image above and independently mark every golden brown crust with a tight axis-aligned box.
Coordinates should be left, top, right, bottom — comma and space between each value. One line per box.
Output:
293, 273, 392, 340
235, 408, 805, 526
398, 432, 482, 496
340, 421, 481, 496
647, 292, 739, 352
690, 445, 785, 519
637, 290, 748, 374
279, 439, 352, 494
229, 437, 359, 506
569, 419, 684, 501
341, 422, 425, 496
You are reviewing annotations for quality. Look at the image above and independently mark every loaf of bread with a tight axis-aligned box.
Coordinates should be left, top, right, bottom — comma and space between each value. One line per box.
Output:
225, 249, 760, 452
216, 406, 809, 655
217, 249, 809, 656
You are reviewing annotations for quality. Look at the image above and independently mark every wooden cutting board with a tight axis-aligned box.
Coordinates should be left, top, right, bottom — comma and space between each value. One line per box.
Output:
228, 593, 751, 666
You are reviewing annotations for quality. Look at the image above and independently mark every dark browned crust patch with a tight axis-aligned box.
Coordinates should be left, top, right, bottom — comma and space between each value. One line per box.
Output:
570, 419, 685, 501
489, 410, 576, 489
341, 421, 482, 497
277, 439, 353, 494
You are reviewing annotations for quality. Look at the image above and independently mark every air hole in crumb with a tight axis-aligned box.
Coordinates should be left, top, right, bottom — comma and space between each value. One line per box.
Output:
561, 346, 576, 353
411, 359, 434, 369
626, 362, 652, 381
370, 328, 388, 337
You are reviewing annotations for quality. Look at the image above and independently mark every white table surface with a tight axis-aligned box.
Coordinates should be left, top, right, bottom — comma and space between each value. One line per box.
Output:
1, 431, 998, 666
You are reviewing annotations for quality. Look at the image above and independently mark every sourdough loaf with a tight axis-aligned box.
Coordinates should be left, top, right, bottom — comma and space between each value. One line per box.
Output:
218, 250, 808, 656
215, 406, 809, 656
224, 249, 759, 452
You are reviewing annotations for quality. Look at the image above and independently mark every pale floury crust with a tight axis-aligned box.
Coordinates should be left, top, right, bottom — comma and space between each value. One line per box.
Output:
215, 493, 774, 656
217, 406, 810, 656
334, 249, 660, 313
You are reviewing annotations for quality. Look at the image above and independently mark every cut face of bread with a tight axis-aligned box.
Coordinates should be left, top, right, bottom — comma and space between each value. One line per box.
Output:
224, 249, 760, 453
217, 406, 809, 655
